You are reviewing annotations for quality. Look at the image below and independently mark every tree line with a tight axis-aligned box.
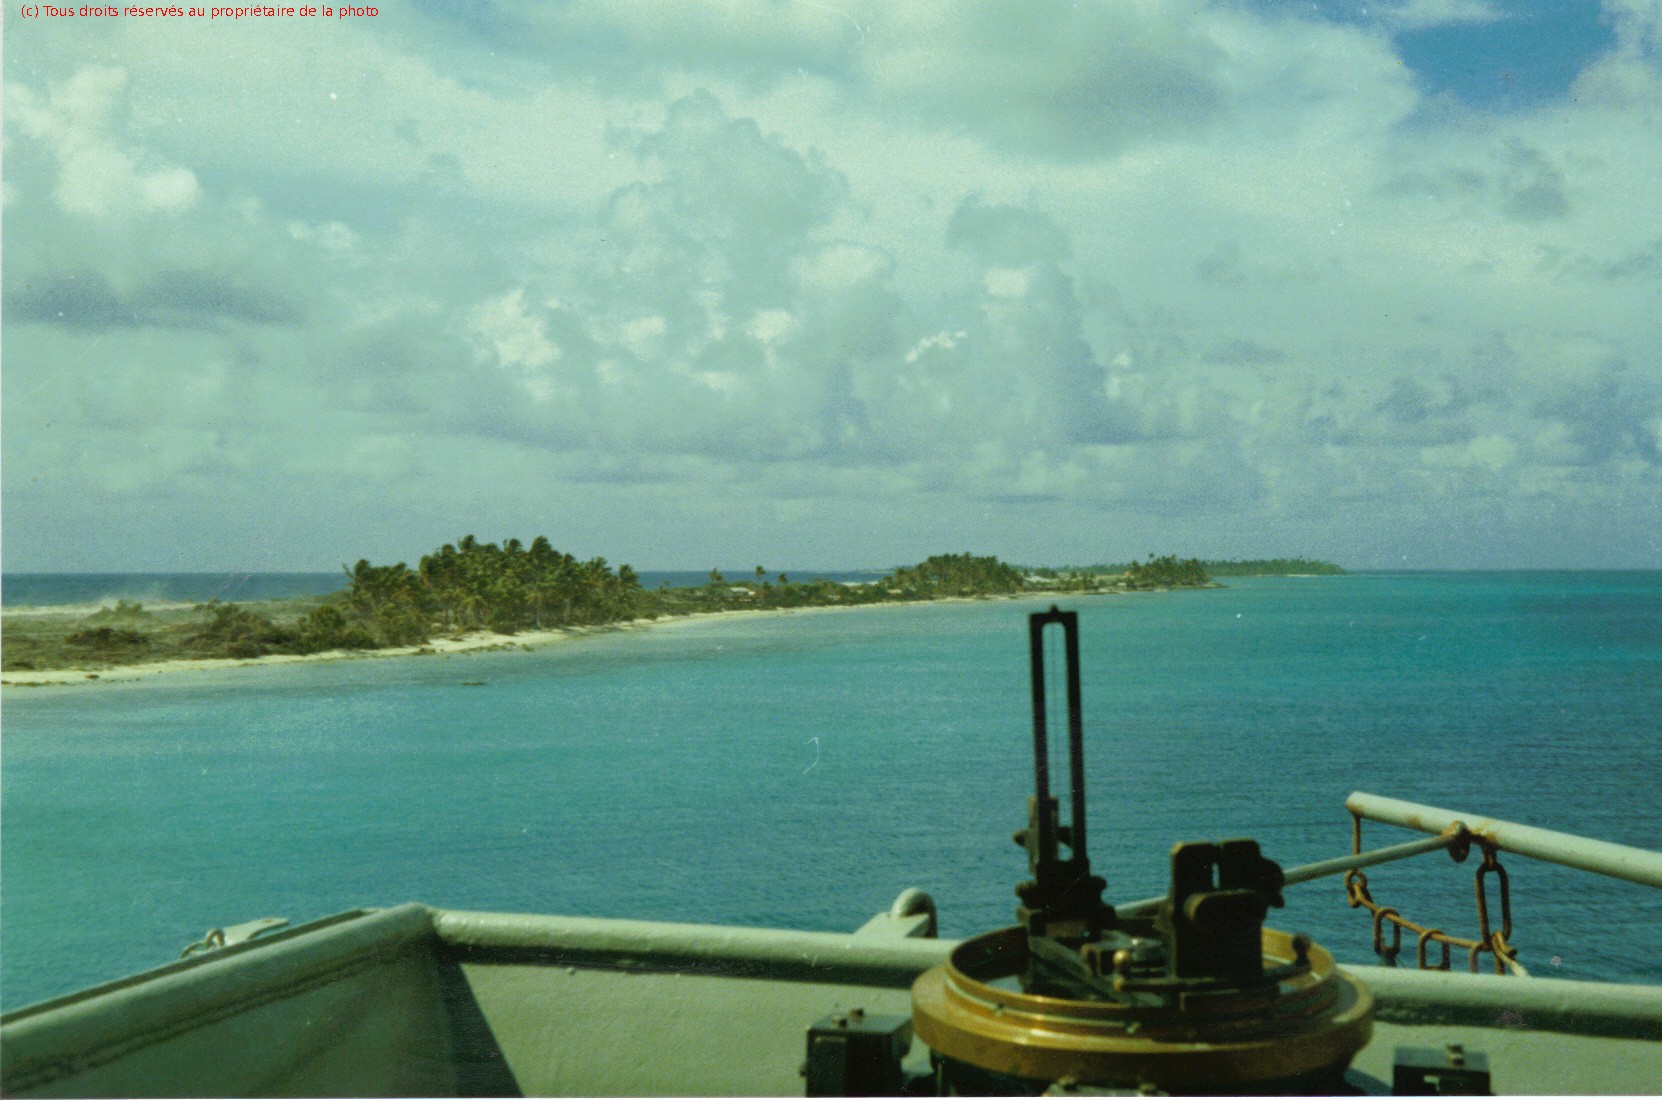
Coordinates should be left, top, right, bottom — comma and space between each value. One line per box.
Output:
1036, 555, 1343, 579
7, 540, 1230, 672
1122, 555, 1210, 588
274, 545, 1039, 655
297, 535, 644, 651
1200, 558, 1346, 576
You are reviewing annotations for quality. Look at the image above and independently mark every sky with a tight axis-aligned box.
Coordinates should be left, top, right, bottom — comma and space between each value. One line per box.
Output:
3, 0, 1658, 573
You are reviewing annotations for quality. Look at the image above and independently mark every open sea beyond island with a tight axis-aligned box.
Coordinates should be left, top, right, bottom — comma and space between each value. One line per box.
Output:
0, 570, 889, 610
3, 572, 1660, 1008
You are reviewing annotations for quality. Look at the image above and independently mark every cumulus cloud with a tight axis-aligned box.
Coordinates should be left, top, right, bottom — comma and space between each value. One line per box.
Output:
463, 103, 1121, 478
2, 0, 1658, 570
451, 93, 900, 468
861, 2, 1228, 159
6, 66, 200, 217
403, 1, 1229, 159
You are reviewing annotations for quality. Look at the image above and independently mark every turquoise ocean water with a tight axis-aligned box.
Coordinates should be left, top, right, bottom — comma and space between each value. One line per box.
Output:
3, 572, 1659, 1009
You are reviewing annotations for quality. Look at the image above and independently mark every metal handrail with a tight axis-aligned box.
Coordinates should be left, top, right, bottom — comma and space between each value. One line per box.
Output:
1286, 829, 1469, 886
1346, 792, 1662, 889
1116, 794, 1660, 920
1114, 830, 1469, 918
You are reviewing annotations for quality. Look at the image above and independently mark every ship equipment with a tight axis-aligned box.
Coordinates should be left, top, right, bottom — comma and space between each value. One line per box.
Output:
909, 607, 1374, 1094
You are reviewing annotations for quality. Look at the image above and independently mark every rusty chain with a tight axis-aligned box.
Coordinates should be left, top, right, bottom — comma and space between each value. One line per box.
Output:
1344, 812, 1527, 976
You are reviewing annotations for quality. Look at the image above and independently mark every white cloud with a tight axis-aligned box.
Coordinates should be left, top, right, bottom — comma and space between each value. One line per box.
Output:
1376, 0, 1507, 31
3, 1, 1658, 570
7, 66, 201, 217
471, 289, 563, 402
982, 268, 1031, 298
287, 219, 359, 252
905, 331, 967, 365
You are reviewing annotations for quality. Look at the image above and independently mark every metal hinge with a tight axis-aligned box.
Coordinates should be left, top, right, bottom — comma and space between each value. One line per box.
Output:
178, 917, 289, 958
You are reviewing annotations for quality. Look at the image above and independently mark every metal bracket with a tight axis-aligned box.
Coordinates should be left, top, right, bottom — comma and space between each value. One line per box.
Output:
178, 917, 289, 958
803, 1008, 913, 1096
853, 888, 938, 940
1158, 839, 1285, 982
1392, 1044, 1492, 1096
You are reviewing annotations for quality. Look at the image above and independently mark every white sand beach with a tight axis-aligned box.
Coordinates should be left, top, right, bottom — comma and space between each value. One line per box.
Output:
0, 591, 1096, 689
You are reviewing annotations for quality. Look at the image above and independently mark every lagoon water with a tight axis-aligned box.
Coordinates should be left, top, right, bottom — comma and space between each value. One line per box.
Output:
3, 573, 1660, 1008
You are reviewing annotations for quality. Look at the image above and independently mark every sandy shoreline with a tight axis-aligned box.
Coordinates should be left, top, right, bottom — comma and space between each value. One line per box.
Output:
0, 591, 1097, 690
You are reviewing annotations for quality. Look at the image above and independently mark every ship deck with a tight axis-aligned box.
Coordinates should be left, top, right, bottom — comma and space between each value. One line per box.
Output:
4, 902, 1660, 1096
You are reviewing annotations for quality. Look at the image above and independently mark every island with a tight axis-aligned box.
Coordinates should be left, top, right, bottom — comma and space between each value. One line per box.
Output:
0, 541, 1242, 681
1030, 557, 1345, 579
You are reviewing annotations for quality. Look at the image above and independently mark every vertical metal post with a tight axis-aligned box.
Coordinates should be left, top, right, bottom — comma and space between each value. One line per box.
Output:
1029, 606, 1086, 864
1064, 618, 1086, 861
1029, 611, 1056, 863
1019, 606, 1109, 938
1028, 614, 1052, 803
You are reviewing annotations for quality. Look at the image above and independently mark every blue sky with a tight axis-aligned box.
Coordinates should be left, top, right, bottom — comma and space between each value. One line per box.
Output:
4, 1, 1658, 572
1343, 2, 1608, 102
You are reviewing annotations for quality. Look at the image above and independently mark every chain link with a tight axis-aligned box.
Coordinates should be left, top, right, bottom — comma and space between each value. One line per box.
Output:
1344, 813, 1525, 976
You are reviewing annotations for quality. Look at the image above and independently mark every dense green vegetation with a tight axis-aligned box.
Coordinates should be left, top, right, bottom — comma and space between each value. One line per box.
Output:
1122, 555, 1211, 588
187, 602, 305, 659
1023, 555, 1212, 589
319, 536, 643, 646
1040, 555, 1343, 578
888, 553, 1027, 597
0, 595, 334, 673
1200, 558, 1346, 576
1, 540, 1232, 675
646, 553, 1029, 615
